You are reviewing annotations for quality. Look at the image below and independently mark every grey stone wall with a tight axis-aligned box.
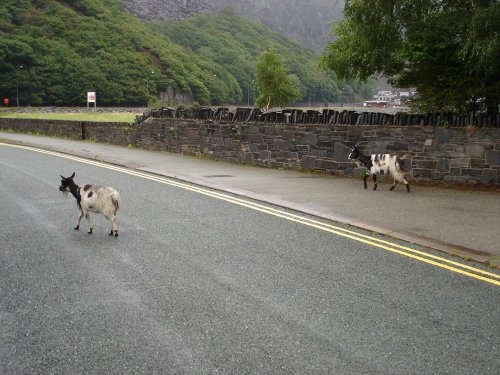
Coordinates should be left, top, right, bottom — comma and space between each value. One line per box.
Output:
1, 118, 499, 185
122, 119, 500, 185
0, 118, 84, 140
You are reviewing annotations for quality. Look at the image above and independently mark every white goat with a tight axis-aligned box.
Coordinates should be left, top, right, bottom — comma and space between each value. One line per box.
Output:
348, 145, 410, 192
59, 172, 121, 236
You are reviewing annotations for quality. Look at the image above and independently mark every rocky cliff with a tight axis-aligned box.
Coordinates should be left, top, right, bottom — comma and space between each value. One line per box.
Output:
213, 0, 343, 51
122, 0, 214, 21
122, 0, 343, 51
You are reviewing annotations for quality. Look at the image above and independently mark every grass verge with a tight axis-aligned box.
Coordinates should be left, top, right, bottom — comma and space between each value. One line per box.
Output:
0, 110, 136, 123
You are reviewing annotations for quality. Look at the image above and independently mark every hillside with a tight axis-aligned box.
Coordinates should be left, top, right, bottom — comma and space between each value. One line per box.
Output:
0, 0, 235, 106
124, 0, 344, 51
212, 0, 343, 52
123, 0, 213, 21
149, 8, 373, 106
0, 0, 369, 107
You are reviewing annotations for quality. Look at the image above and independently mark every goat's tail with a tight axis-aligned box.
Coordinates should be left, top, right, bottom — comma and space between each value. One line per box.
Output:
111, 192, 120, 213
390, 156, 407, 182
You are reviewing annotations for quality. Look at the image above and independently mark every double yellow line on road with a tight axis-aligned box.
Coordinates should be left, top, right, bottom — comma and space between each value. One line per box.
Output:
3, 142, 499, 286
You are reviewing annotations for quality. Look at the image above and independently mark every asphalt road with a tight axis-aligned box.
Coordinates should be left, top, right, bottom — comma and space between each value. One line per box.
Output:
0, 145, 499, 375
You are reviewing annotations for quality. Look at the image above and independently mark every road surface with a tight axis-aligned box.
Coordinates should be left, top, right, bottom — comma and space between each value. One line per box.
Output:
0, 144, 498, 374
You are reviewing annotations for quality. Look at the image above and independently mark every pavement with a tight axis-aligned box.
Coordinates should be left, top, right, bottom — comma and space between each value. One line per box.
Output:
1, 131, 499, 266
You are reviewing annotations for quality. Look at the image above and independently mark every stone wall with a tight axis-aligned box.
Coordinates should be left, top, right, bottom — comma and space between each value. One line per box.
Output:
0, 118, 85, 140
1, 117, 499, 185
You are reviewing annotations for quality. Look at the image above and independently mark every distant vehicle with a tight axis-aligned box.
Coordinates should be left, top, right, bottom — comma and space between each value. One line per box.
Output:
363, 100, 389, 108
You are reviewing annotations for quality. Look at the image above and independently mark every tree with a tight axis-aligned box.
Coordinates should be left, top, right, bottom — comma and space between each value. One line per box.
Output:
320, 1, 500, 114
255, 48, 302, 110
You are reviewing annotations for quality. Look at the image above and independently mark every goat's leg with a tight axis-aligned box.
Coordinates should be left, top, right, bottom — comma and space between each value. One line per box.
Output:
111, 215, 118, 237
75, 210, 84, 230
110, 216, 118, 237
363, 173, 369, 189
402, 174, 410, 192
372, 174, 377, 190
390, 177, 397, 191
104, 212, 118, 237
84, 212, 93, 234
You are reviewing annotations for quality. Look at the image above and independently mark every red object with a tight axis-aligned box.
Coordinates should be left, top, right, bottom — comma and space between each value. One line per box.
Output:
3, 98, 8, 107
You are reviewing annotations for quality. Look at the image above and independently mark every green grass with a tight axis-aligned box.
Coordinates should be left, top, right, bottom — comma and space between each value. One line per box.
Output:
0, 111, 136, 123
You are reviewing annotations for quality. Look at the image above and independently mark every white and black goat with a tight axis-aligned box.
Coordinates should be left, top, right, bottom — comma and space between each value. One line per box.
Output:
59, 172, 121, 236
348, 146, 410, 192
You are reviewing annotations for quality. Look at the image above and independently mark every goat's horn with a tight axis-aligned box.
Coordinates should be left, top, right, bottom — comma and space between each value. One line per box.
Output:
70, 172, 75, 178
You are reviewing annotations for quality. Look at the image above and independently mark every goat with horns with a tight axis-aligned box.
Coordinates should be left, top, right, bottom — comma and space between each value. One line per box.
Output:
348, 145, 410, 192
59, 172, 121, 236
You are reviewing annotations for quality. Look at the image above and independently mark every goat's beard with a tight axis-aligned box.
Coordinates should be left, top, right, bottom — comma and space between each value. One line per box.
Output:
61, 188, 69, 197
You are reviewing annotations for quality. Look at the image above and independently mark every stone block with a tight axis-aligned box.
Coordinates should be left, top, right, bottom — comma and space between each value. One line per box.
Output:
186, 128, 200, 140
249, 143, 261, 153
302, 132, 318, 145
482, 169, 497, 182
244, 152, 255, 163
387, 141, 409, 151
430, 150, 453, 158
444, 175, 468, 183
416, 160, 436, 170
461, 168, 482, 176
450, 158, 470, 168
413, 168, 432, 179
470, 159, 488, 169
370, 140, 386, 154
436, 158, 450, 173
301, 155, 316, 169
465, 144, 485, 158
485, 150, 500, 166
264, 126, 275, 136
409, 143, 424, 152
272, 139, 289, 151
315, 159, 338, 170
282, 130, 295, 141
248, 133, 263, 143
311, 149, 327, 157
269, 161, 284, 168
259, 150, 271, 159
492, 129, 500, 139
435, 127, 451, 144
332, 142, 351, 161
431, 172, 447, 180
248, 125, 259, 134
210, 137, 223, 147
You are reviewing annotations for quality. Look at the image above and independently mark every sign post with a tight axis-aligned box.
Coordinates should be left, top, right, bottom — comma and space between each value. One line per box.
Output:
87, 91, 96, 109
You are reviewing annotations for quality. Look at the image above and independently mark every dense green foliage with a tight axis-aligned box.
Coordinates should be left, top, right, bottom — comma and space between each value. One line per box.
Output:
0, 0, 229, 106
0, 1, 372, 107
255, 48, 301, 110
148, 7, 374, 105
320, 0, 500, 114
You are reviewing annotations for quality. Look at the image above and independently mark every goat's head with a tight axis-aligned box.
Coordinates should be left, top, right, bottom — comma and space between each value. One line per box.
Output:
59, 172, 76, 196
348, 145, 360, 160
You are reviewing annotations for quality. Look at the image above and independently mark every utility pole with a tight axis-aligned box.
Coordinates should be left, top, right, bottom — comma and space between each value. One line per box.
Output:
16, 65, 24, 107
